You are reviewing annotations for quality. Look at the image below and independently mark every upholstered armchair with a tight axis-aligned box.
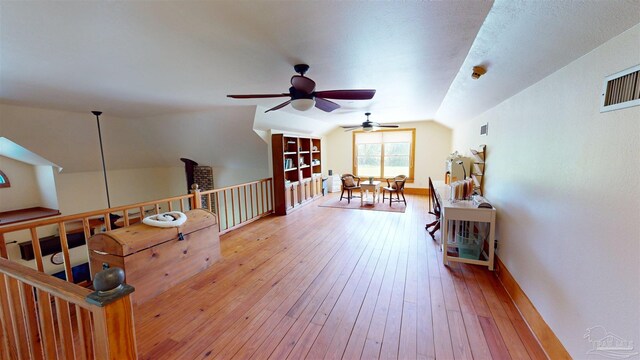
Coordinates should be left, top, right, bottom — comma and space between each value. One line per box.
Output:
382, 175, 407, 206
340, 174, 361, 204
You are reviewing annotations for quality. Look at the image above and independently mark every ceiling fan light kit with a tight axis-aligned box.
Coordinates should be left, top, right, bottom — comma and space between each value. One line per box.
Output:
342, 112, 399, 132
291, 98, 315, 111
227, 64, 376, 113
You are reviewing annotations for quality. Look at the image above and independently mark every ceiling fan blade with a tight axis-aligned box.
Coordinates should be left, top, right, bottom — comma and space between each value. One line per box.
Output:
314, 89, 376, 100
264, 100, 292, 113
227, 93, 289, 99
376, 125, 399, 128
341, 125, 361, 129
315, 98, 340, 112
343, 127, 359, 132
291, 76, 316, 94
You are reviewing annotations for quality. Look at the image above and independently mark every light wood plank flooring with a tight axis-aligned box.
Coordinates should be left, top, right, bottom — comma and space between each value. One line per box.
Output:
135, 194, 547, 359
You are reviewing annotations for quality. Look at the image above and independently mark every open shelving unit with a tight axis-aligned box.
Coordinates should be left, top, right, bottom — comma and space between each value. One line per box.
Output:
272, 134, 324, 215
470, 144, 486, 195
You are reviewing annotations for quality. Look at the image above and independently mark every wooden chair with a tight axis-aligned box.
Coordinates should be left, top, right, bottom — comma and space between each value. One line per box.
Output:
382, 175, 407, 206
340, 174, 361, 204
426, 177, 440, 240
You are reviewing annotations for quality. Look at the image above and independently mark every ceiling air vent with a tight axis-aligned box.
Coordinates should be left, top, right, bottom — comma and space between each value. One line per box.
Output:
601, 64, 640, 113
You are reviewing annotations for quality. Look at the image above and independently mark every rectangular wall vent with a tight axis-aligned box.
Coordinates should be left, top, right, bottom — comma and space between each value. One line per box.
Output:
601, 64, 640, 113
480, 123, 488, 136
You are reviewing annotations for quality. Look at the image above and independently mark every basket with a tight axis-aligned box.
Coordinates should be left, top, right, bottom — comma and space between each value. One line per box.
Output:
451, 230, 483, 260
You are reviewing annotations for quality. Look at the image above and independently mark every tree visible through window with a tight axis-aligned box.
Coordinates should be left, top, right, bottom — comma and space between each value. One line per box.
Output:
0, 170, 9, 188
353, 129, 415, 179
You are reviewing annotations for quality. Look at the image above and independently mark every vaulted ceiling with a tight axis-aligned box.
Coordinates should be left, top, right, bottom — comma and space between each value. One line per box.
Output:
1, 1, 638, 171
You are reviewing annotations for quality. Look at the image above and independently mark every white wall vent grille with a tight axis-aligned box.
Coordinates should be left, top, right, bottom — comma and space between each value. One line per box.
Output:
601, 64, 640, 113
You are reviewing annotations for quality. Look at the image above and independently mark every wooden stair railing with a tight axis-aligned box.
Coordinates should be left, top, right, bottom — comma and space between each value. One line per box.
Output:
0, 177, 273, 284
191, 178, 274, 235
0, 257, 137, 359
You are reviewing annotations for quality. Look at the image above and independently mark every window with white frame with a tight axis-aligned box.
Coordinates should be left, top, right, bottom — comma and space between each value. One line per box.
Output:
353, 129, 415, 180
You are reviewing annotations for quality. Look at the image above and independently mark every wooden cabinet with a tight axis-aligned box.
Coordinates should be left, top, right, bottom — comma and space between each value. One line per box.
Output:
273, 134, 323, 215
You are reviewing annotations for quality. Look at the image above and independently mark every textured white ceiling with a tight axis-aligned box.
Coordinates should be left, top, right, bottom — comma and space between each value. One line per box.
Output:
1, 0, 638, 140
0, 1, 491, 126
436, 0, 640, 127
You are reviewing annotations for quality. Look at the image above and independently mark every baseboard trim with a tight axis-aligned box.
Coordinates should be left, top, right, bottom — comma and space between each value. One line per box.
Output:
404, 187, 428, 195
495, 256, 571, 359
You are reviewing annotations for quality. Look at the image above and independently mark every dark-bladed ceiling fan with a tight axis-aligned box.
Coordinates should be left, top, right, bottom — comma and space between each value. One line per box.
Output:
342, 112, 399, 132
227, 64, 376, 113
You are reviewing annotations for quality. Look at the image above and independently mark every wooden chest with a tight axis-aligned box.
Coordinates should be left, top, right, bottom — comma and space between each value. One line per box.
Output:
88, 209, 221, 305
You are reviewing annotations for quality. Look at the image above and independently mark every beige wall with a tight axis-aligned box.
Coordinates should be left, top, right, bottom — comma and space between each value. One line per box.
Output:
324, 120, 452, 188
53, 166, 186, 214
0, 156, 42, 211
452, 24, 640, 356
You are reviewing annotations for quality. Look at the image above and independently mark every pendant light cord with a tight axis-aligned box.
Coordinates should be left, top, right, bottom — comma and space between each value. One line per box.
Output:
92, 111, 111, 208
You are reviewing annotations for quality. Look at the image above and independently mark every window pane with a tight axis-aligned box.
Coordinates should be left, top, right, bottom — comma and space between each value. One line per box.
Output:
356, 143, 381, 177
384, 155, 409, 177
385, 142, 410, 155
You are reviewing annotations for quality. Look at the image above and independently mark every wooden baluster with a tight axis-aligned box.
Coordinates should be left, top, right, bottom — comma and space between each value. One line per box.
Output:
18, 282, 43, 359
214, 193, 221, 233
35, 290, 57, 360
222, 190, 228, 230
230, 188, 236, 228
179, 198, 185, 212
0, 316, 10, 360
270, 179, 274, 212
261, 181, 266, 216
123, 210, 130, 227
243, 185, 248, 223
30, 228, 45, 272
58, 222, 74, 283
0, 274, 18, 359
153, 204, 159, 214
82, 218, 92, 244
0, 234, 7, 259
54, 298, 76, 359
5, 277, 30, 359
249, 184, 254, 219
76, 305, 94, 360
167, 200, 173, 212
103, 213, 112, 231
207, 194, 212, 212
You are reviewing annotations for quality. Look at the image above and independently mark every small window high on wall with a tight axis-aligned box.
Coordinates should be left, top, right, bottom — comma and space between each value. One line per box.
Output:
0, 169, 9, 188
353, 129, 415, 180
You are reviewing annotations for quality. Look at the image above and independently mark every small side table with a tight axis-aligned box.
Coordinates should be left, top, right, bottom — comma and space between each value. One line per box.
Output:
360, 181, 381, 206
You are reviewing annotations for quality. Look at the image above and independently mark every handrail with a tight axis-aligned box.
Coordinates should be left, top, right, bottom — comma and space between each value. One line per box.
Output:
0, 193, 193, 234
0, 258, 137, 359
0, 257, 92, 309
0, 177, 273, 282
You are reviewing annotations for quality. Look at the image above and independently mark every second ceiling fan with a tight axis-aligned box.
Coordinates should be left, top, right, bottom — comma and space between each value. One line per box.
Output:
227, 64, 376, 113
342, 112, 399, 132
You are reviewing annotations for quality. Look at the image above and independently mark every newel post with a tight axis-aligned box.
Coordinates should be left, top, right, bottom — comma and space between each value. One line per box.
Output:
86, 267, 138, 359
191, 183, 202, 209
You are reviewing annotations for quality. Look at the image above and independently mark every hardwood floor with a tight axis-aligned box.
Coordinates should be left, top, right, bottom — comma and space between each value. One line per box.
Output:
134, 194, 547, 360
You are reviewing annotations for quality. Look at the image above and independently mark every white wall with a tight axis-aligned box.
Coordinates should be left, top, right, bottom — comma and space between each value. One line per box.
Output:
34, 165, 59, 209
324, 120, 452, 188
54, 167, 186, 214
0, 156, 42, 211
452, 24, 640, 357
